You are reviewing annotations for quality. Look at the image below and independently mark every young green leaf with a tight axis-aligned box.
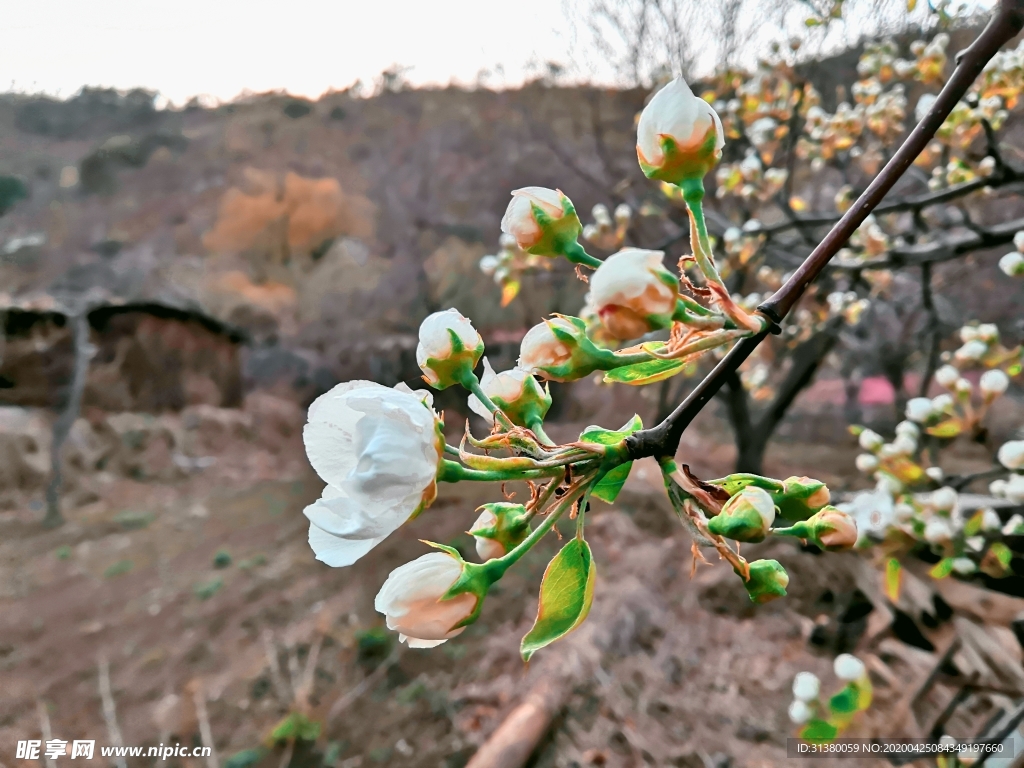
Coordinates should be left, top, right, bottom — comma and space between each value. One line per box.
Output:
799, 719, 838, 743
580, 415, 643, 503
884, 558, 902, 602
520, 538, 596, 661
603, 357, 686, 385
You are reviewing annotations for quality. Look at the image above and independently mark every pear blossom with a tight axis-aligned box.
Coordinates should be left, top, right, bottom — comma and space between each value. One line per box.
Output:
980, 369, 1009, 396
858, 429, 884, 451
1002, 474, 1024, 503
792, 672, 821, 702
636, 78, 725, 183
895, 421, 920, 439
952, 557, 977, 575
302, 381, 443, 567
934, 364, 960, 388
788, 699, 812, 725
589, 248, 678, 339
981, 508, 1002, 532
467, 358, 551, 428
966, 535, 985, 552
1003, 513, 1024, 535
977, 323, 999, 342
416, 309, 484, 389
374, 552, 477, 648
931, 394, 954, 413
518, 317, 590, 381
905, 397, 935, 423
834, 654, 866, 681
500, 187, 581, 256
469, 508, 506, 561
954, 339, 989, 363
924, 517, 953, 544
930, 486, 958, 512
925, 466, 944, 482
892, 434, 917, 455
960, 325, 980, 343
998, 440, 1024, 470
875, 473, 903, 496
999, 251, 1024, 276
855, 453, 879, 473
839, 489, 893, 543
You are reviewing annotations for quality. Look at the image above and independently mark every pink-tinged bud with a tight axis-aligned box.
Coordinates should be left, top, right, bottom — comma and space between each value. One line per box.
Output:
588, 248, 679, 340
467, 359, 551, 429
637, 79, 725, 183
813, 507, 858, 551
500, 187, 582, 257
374, 552, 477, 648
518, 316, 606, 382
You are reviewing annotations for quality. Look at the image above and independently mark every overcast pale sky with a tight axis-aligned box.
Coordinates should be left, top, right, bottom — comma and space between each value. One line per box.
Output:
1, 0, 577, 104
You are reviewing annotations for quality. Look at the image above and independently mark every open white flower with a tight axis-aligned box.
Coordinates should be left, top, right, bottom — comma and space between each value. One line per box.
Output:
302, 381, 442, 567
998, 440, 1024, 470
500, 187, 579, 254
374, 552, 477, 648
792, 672, 821, 702
840, 489, 893, 543
416, 309, 484, 388
834, 654, 866, 681
637, 78, 725, 183
588, 248, 678, 340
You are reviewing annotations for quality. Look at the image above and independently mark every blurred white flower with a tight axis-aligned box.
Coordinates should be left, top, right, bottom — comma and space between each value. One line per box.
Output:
895, 421, 920, 439
834, 654, 866, 681
977, 323, 999, 342
925, 466, 944, 482
905, 397, 935, 423
855, 454, 879, 473
966, 535, 985, 552
788, 699, 812, 724
840, 489, 893, 542
1003, 513, 1024, 535
374, 552, 476, 648
930, 486, 958, 512
999, 251, 1024, 276
954, 339, 989, 363
998, 440, 1024, 470
303, 382, 442, 567
892, 434, 918, 455
589, 248, 677, 339
980, 369, 1009, 396
981, 508, 1003, 532
925, 517, 953, 544
951, 557, 977, 575
931, 394, 954, 413
934, 364, 960, 388
792, 672, 821, 702
859, 429, 884, 451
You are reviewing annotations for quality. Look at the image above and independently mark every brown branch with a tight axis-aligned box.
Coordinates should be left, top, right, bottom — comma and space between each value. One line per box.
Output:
625, 0, 1024, 462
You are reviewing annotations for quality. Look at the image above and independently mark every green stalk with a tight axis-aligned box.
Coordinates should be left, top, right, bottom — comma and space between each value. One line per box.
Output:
527, 418, 555, 447
561, 240, 603, 269
438, 459, 564, 483
458, 370, 515, 431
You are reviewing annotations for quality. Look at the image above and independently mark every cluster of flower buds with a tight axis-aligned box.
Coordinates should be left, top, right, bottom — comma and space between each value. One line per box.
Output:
480, 233, 553, 306
788, 655, 871, 744
992, 440, 1024, 504
582, 203, 631, 251
715, 150, 788, 201
893, 34, 949, 84
999, 231, 1024, 276
978, 37, 1024, 109
825, 291, 870, 325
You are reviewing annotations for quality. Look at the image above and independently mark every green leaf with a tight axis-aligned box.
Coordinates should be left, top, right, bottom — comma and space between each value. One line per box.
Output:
964, 510, 984, 537
829, 683, 859, 714
520, 538, 596, 661
925, 419, 962, 439
884, 558, 902, 602
930, 557, 955, 579
268, 712, 321, 744
580, 415, 643, 503
800, 719, 838, 743
603, 357, 686, 385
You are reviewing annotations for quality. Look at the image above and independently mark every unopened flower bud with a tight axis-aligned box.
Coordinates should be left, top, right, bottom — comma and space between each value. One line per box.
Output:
934, 364, 960, 388
518, 315, 607, 382
636, 78, 725, 183
999, 251, 1024, 276
856, 454, 879, 473
776, 506, 858, 551
1003, 513, 1024, 535
998, 440, 1024, 470
980, 369, 1009, 397
468, 359, 552, 429
980, 507, 1002, 532
952, 557, 977, 575
774, 476, 831, 521
708, 486, 776, 542
788, 699, 812, 724
374, 551, 479, 648
931, 393, 954, 413
858, 429, 884, 451
977, 323, 999, 343
500, 187, 583, 258
468, 503, 531, 561
895, 421, 920, 440
743, 559, 789, 604
833, 654, 866, 681
925, 466, 944, 482
905, 397, 935, 423
614, 203, 632, 224
416, 309, 485, 389
891, 434, 917, 455
589, 248, 679, 340
793, 672, 821, 702
925, 517, 953, 544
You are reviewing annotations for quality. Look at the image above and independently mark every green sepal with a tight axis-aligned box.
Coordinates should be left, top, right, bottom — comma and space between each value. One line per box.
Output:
639, 128, 722, 185
579, 414, 643, 503
603, 353, 687, 385
523, 195, 585, 260
708, 504, 769, 543
742, 559, 789, 604
491, 377, 552, 429
469, 502, 532, 556
422, 328, 485, 390
520, 537, 596, 661
799, 719, 838, 744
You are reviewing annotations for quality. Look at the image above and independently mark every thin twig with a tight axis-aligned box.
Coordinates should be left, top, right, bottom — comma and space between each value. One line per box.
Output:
37, 701, 56, 768
262, 630, 292, 702
97, 655, 127, 768
192, 683, 220, 768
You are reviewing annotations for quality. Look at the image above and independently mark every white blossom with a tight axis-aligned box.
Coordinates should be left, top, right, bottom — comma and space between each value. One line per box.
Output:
905, 397, 935, 423
374, 552, 477, 648
952, 557, 977, 575
925, 517, 953, 544
934, 365, 960, 388
303, 381, 442, 567
1003, 474, 1024, 503
858, 429, 884, 451
977, 324, 999, 342
980, 369, 1009, 396
637, 78, 724, 177
954, 339, 989, 363
981, 508, 1003, 532
925, 466, 944, 482
930, 486, 958, 512
855, 454, 879, 473
892, 434, 917, 455
792, 672, 821, 702
840, 489, 893, 543
931, 394, 954, 413
1003, 513, 1024, 535
416, 309, 483, 387
788, 699, 812, 725
834, 654, 866, 681
469, 508, 506, 561
998, 440, 1024, 470
589, 248, 677, 339
966, 535, 985, 552
895, 421, 920, 439
999, 251, 1024, 276
501, 187, 570, 251
518, 317, 576, 375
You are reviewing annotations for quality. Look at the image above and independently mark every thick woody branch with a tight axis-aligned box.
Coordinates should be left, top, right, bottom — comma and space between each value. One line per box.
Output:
626, 0, 1024, 462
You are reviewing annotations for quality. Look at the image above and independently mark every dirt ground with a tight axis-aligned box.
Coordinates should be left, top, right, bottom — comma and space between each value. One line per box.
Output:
0, 408, 1016, 768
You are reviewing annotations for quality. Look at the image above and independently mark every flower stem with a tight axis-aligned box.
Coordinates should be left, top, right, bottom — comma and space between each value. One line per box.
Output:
561, 240, 603, 269
458, 370, 515, 431
528, 418, 555, 447
438, 459, 564, 483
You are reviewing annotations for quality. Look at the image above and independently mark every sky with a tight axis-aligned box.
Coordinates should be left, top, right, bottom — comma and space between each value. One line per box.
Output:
0, 0, 579, 104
